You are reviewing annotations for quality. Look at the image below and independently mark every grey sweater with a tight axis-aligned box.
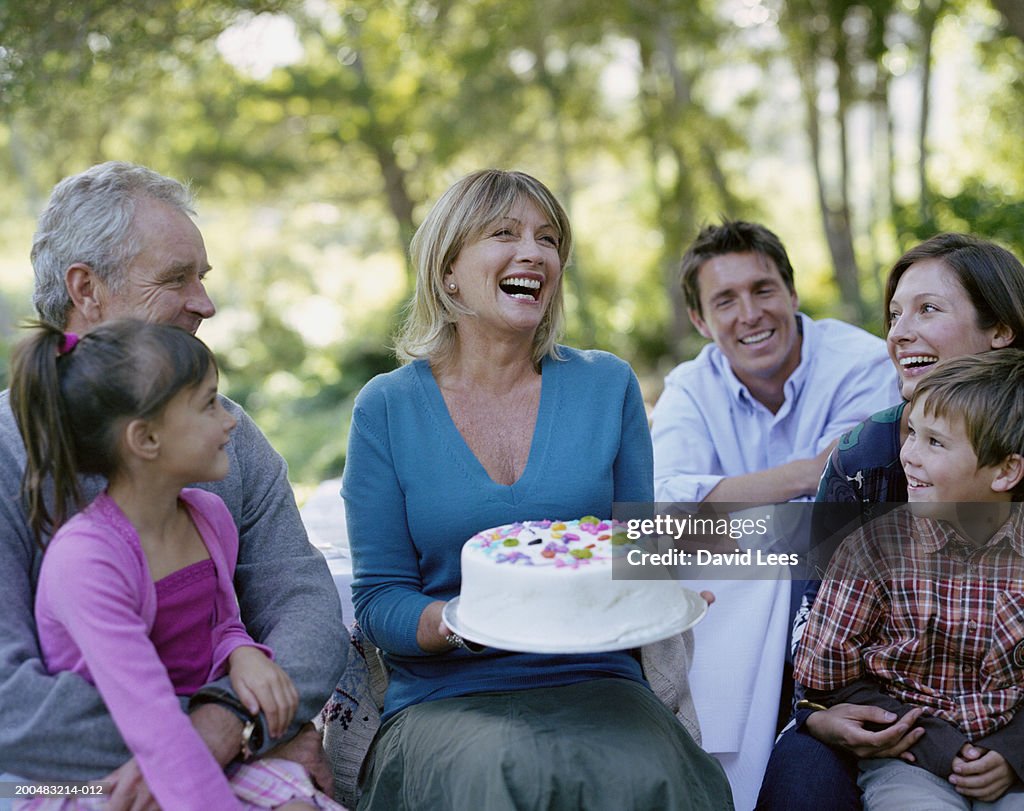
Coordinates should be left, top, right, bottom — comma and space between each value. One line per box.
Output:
0, 390, 347, 779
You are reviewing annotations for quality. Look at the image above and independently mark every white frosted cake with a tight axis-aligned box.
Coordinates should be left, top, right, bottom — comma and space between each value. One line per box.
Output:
452, 516, 704, 652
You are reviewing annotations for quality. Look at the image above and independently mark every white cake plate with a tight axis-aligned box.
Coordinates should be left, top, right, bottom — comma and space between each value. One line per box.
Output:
442, 588, 708, 654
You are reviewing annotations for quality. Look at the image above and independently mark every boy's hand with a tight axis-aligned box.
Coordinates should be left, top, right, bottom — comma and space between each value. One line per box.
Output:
950, 744, 1017, 802
228, 646, 299, 739
805, 704, 925, 760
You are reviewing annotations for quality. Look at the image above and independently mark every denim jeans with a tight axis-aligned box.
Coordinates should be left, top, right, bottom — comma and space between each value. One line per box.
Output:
754, 720, 860, 811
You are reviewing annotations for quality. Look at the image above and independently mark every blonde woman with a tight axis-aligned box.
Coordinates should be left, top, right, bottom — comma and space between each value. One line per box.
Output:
342, 170, 732, 810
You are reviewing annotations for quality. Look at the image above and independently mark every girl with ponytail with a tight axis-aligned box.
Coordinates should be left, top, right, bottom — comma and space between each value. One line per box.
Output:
10, 319, 342, 811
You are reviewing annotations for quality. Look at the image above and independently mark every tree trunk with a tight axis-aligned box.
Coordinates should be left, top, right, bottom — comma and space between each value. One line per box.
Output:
832, 41, 864, 321
867, 65, 893, 309
634, 23, 700, 361
797, 52, 861, 323
917, 2, 943, 228
700, 141, 741, 216
348, 50, 418, 285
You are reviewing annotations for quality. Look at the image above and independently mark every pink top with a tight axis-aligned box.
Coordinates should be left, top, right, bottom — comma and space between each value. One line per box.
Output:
35, 488, 272, 811
152, 558, 217, 695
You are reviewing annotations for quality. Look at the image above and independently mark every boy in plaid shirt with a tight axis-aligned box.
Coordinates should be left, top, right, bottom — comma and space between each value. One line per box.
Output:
795, 350, 1024, 809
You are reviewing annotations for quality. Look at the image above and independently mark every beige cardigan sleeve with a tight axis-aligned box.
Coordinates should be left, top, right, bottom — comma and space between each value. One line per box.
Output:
641, 629, 703, 746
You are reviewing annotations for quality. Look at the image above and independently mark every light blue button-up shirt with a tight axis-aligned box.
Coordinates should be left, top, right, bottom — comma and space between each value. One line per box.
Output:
651, 314, 901, 503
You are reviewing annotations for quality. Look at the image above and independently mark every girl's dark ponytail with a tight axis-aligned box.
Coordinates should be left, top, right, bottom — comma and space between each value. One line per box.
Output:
10, 323, 83, 546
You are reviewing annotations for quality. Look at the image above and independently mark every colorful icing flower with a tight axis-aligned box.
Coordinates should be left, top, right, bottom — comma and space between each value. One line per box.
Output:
496, 551, 531, 565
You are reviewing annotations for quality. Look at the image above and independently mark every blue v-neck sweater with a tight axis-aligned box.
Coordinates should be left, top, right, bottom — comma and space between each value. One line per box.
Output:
343, 347, 652, 720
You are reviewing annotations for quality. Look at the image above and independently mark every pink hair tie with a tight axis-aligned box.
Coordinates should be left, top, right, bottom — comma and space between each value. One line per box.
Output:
58, 332, 79, 356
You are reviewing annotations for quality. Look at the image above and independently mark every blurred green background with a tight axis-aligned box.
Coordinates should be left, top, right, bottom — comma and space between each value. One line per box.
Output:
2, 0, 1023, 492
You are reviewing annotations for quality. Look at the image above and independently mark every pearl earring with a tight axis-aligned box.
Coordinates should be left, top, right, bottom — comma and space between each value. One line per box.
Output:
448, 282, 457, 291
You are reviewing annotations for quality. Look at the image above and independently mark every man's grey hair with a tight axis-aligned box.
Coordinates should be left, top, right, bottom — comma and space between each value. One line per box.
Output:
31, 161, 196, 328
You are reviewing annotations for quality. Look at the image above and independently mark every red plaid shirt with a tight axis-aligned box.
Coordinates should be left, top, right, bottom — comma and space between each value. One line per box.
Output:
795, 504, 1024, 740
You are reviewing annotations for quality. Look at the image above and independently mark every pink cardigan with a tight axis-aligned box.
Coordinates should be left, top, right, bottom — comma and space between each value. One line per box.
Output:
35, 488, 271, 811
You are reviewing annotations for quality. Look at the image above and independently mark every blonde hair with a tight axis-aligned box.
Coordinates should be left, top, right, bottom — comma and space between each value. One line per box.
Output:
395, 169, 573, 367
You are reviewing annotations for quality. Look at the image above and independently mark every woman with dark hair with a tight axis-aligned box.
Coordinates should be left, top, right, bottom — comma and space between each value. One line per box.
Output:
818, 233, 1024, 505
757, 233, 1024, 811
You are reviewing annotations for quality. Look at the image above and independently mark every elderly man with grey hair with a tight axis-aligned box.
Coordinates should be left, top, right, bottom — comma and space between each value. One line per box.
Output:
0, 162, 347, 806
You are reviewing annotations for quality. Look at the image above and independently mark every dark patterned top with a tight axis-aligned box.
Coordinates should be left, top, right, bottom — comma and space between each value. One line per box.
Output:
815, 401, 908, 506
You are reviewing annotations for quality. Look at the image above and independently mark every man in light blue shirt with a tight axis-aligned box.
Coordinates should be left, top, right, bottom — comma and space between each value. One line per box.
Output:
650, 220, 899, 811
652, 221, 899, 505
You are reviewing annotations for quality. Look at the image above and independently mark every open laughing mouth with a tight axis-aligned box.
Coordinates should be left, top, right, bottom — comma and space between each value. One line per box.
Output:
899, 355, 939, 373
499, 276, 541, 301
739, 329, 773, 346
906, 475, 932, 489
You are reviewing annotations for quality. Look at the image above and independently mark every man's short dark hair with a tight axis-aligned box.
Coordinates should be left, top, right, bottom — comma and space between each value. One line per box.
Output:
680, 220, 796, 315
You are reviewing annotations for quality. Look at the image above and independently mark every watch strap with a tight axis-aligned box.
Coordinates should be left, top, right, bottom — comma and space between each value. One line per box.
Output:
188, 687, 264, 759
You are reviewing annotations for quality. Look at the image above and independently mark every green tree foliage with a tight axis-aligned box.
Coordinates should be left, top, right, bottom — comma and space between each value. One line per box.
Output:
0, 0, 286, 106
1, 0, 1023, 484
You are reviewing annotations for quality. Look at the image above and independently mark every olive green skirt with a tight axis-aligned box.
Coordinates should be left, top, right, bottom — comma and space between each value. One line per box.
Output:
358, 678, 733, 811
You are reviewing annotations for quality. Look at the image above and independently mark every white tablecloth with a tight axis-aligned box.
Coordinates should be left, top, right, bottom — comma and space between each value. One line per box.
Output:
299, 477, 356, 626
327, 553, 355, 628
689, 576, 789, 811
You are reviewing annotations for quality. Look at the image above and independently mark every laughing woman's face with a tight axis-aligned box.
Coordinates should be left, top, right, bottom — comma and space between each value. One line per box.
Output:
444, 198, 562, 341
887, 259, 1008, 399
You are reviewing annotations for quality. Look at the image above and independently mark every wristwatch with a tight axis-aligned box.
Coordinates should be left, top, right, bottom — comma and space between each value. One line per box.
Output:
445, 631, 467, 649
239, 718, 258, 762
188, 687, 264, 761
445, 632, 485, 653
